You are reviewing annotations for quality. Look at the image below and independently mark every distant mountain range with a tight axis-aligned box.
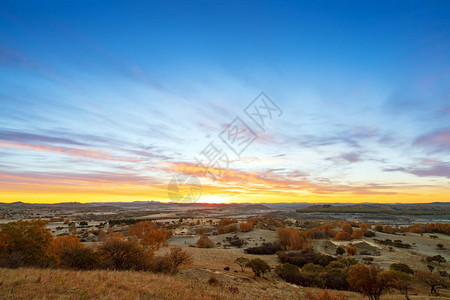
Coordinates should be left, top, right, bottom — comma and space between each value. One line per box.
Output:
0, 201, 271, 211
1, 201, 449, 213
296, 203, 450, 215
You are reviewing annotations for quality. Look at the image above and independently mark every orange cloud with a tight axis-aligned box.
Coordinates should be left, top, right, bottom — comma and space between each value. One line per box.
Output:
0, 141, 141, 162
163, 161, 311, 190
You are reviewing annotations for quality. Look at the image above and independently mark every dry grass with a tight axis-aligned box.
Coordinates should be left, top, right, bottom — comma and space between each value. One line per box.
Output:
158, 244, 280, 271
0, 267, 366, 300
1, 267, 445, 300
0, 267, 233, 300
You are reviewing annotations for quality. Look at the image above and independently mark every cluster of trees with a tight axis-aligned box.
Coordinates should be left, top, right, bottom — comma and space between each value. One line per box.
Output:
275, 260, 351, 290
216, 218, 238, 234
0, 220, 191, 274
374, 223, 450, 236
334, 222, 373, 241
245, 242, 281, 254
233, 257, 271, 278
108, 218, 157, 226
197, 235, 214, 248
277, 228, 308, 250
239, 221, 253, 232
277, 248, 339, 268
400, 223, 450, 235
305, 224, 336, 239
374, 238, 411, 249
275, 250, 450, 300
215, 218, 255, 234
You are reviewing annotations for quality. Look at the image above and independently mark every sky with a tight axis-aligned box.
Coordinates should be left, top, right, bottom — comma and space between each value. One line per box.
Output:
0, 0, 449, 204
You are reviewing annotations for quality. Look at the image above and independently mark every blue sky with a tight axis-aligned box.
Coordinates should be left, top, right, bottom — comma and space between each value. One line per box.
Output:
0, 0, 449, 203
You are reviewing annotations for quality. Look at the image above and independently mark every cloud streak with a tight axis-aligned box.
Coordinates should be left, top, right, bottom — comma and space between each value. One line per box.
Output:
0, 141, 141, 162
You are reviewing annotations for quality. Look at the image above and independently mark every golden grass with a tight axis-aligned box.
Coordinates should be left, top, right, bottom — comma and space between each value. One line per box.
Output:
0, 267, 364, 300
0, 268, 233, 300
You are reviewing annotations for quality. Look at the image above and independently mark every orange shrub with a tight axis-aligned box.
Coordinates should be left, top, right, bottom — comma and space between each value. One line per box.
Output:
402, 223, 450, 235
352, 229, 364, 239
346, 245, 358, 256
342, 224, 353, 234
239, 221, 253, 232
216, 218, 238, 234
359, 223, 371, 232
305, 288, 349, 300
128, 221, 167, 252
217, 224, 238, 235
218, 218, 237, 227
334, 231, 352, 241
49, 235, 83, 260
277, 228, 308, 250
348, 264, 396, 300
0, 220, 54, 267
382, 225, 396, 234
197, 235, 214, 248
306, 225, 336, 239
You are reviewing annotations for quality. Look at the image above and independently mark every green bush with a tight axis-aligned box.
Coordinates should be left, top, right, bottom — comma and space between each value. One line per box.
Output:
336, 247, 345, 255
246, 258, 271, 277
390, 263, 414, 275
275, 263, 304, 284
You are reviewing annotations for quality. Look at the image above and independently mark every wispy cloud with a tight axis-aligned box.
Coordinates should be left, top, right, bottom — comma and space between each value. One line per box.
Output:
0, 130, 87, 146
385, 161, 450, 179
414, 128, 450, 152
326, 151, 363, 164
0, 141, 141, 162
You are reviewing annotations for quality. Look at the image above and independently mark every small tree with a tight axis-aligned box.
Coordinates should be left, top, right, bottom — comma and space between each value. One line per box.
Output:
427, 265, 434, 272
352, 229, 364, 239
277, 228, 308, 250
275, 263, 301, 284
373, 224, 383, 232
49, 235, 82, 262
388, 270, 413, 300
336, 247, 345, 255
390, 263, 414, 275
128, 221, 167, 254
335, 232, 352, 241
348, 264, 396, 300
346, 245, 357, 256
239, 221, 253, 232
60, 246, 100, 270
166, 247, 192, 274
342, 224, 353, 234
235, 257, 249, 271
246, 258, 271, 278
436, 243, 445, 250
415, 270, 449, 295
340, 257, 358, 270
430, 255, 446, 265
0, 220, 55, 267
99, 236, 152, 271
197, 235, 214, 248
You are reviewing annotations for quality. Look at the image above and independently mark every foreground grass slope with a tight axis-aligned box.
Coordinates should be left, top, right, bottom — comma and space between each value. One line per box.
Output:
2, 267, 445, 300
0, 268, 233, 300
